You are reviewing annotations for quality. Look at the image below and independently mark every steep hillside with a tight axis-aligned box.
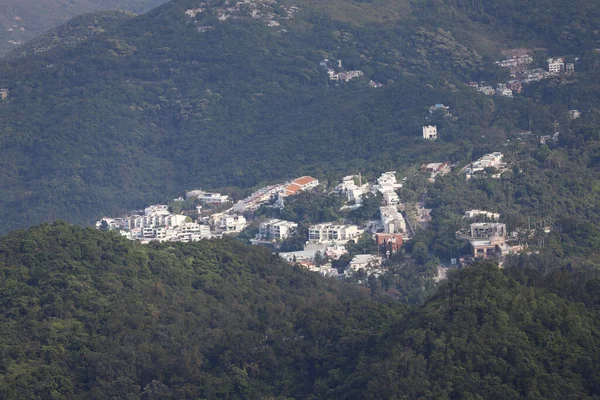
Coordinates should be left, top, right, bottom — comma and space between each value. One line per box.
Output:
1, 223, 599, 398
0, 0, 168, 56
0, 0, 599, 233
5, 11, 135, 59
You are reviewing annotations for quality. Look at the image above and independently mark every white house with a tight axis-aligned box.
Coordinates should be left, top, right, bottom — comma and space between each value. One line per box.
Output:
423, 125, 438, 140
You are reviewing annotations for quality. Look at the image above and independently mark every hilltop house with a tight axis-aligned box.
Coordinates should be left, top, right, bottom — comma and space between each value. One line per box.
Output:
423, 125, 437, 140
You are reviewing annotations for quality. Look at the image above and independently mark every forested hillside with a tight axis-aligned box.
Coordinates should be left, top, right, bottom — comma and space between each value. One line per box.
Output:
1, 223, 599, 398
0, 0, 168, 56
2, 0, 600, 233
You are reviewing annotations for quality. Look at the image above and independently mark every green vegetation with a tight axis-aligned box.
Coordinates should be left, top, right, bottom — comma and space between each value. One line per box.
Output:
1, 0, 599, 234
1, 223, 600, 398
0, 0, 168, 56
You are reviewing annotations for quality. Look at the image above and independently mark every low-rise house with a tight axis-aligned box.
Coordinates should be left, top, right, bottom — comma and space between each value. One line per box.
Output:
186, 190, 229, 204
0, 89, 8, 100
258, 219, 298, 240
464, 210, 500, 221
569, 110, 581, 119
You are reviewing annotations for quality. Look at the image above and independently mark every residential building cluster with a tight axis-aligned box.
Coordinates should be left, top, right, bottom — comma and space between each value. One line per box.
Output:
320, 59, 364, 82
374, 171, 402, 205
465, 152, 505, 178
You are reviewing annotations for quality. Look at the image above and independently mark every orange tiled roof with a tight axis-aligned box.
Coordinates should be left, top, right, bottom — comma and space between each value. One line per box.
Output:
292, 176, 317, 186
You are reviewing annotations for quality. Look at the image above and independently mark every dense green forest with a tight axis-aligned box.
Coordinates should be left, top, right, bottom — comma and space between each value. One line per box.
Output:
0, 0, 168, 56
1, 223, 599, 398
1, 0, 600, 233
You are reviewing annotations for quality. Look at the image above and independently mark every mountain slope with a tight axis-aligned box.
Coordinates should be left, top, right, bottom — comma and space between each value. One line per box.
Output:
0, 0, 168, 56
0, 0, 599, 233
5, 10, 135, 59
1, 223, 599, 398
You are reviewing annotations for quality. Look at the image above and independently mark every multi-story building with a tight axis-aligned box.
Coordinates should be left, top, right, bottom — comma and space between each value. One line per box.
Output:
422, 125, 437, 140
547, 57, 565, 73
258, 219, 298, 240
308, 224, 363, 244
380, 206, 406, 234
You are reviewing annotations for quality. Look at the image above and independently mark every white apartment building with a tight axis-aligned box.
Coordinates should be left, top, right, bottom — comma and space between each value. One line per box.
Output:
308, 224, 363, 244
423, 125, 438, 140
258, 219, 298, 240
129, 213, 188, 229
547, 57, 564, 73
380, 206, 406, 234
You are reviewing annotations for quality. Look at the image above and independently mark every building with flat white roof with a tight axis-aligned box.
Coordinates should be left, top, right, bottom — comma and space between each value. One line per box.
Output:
423, 125, 437, 140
